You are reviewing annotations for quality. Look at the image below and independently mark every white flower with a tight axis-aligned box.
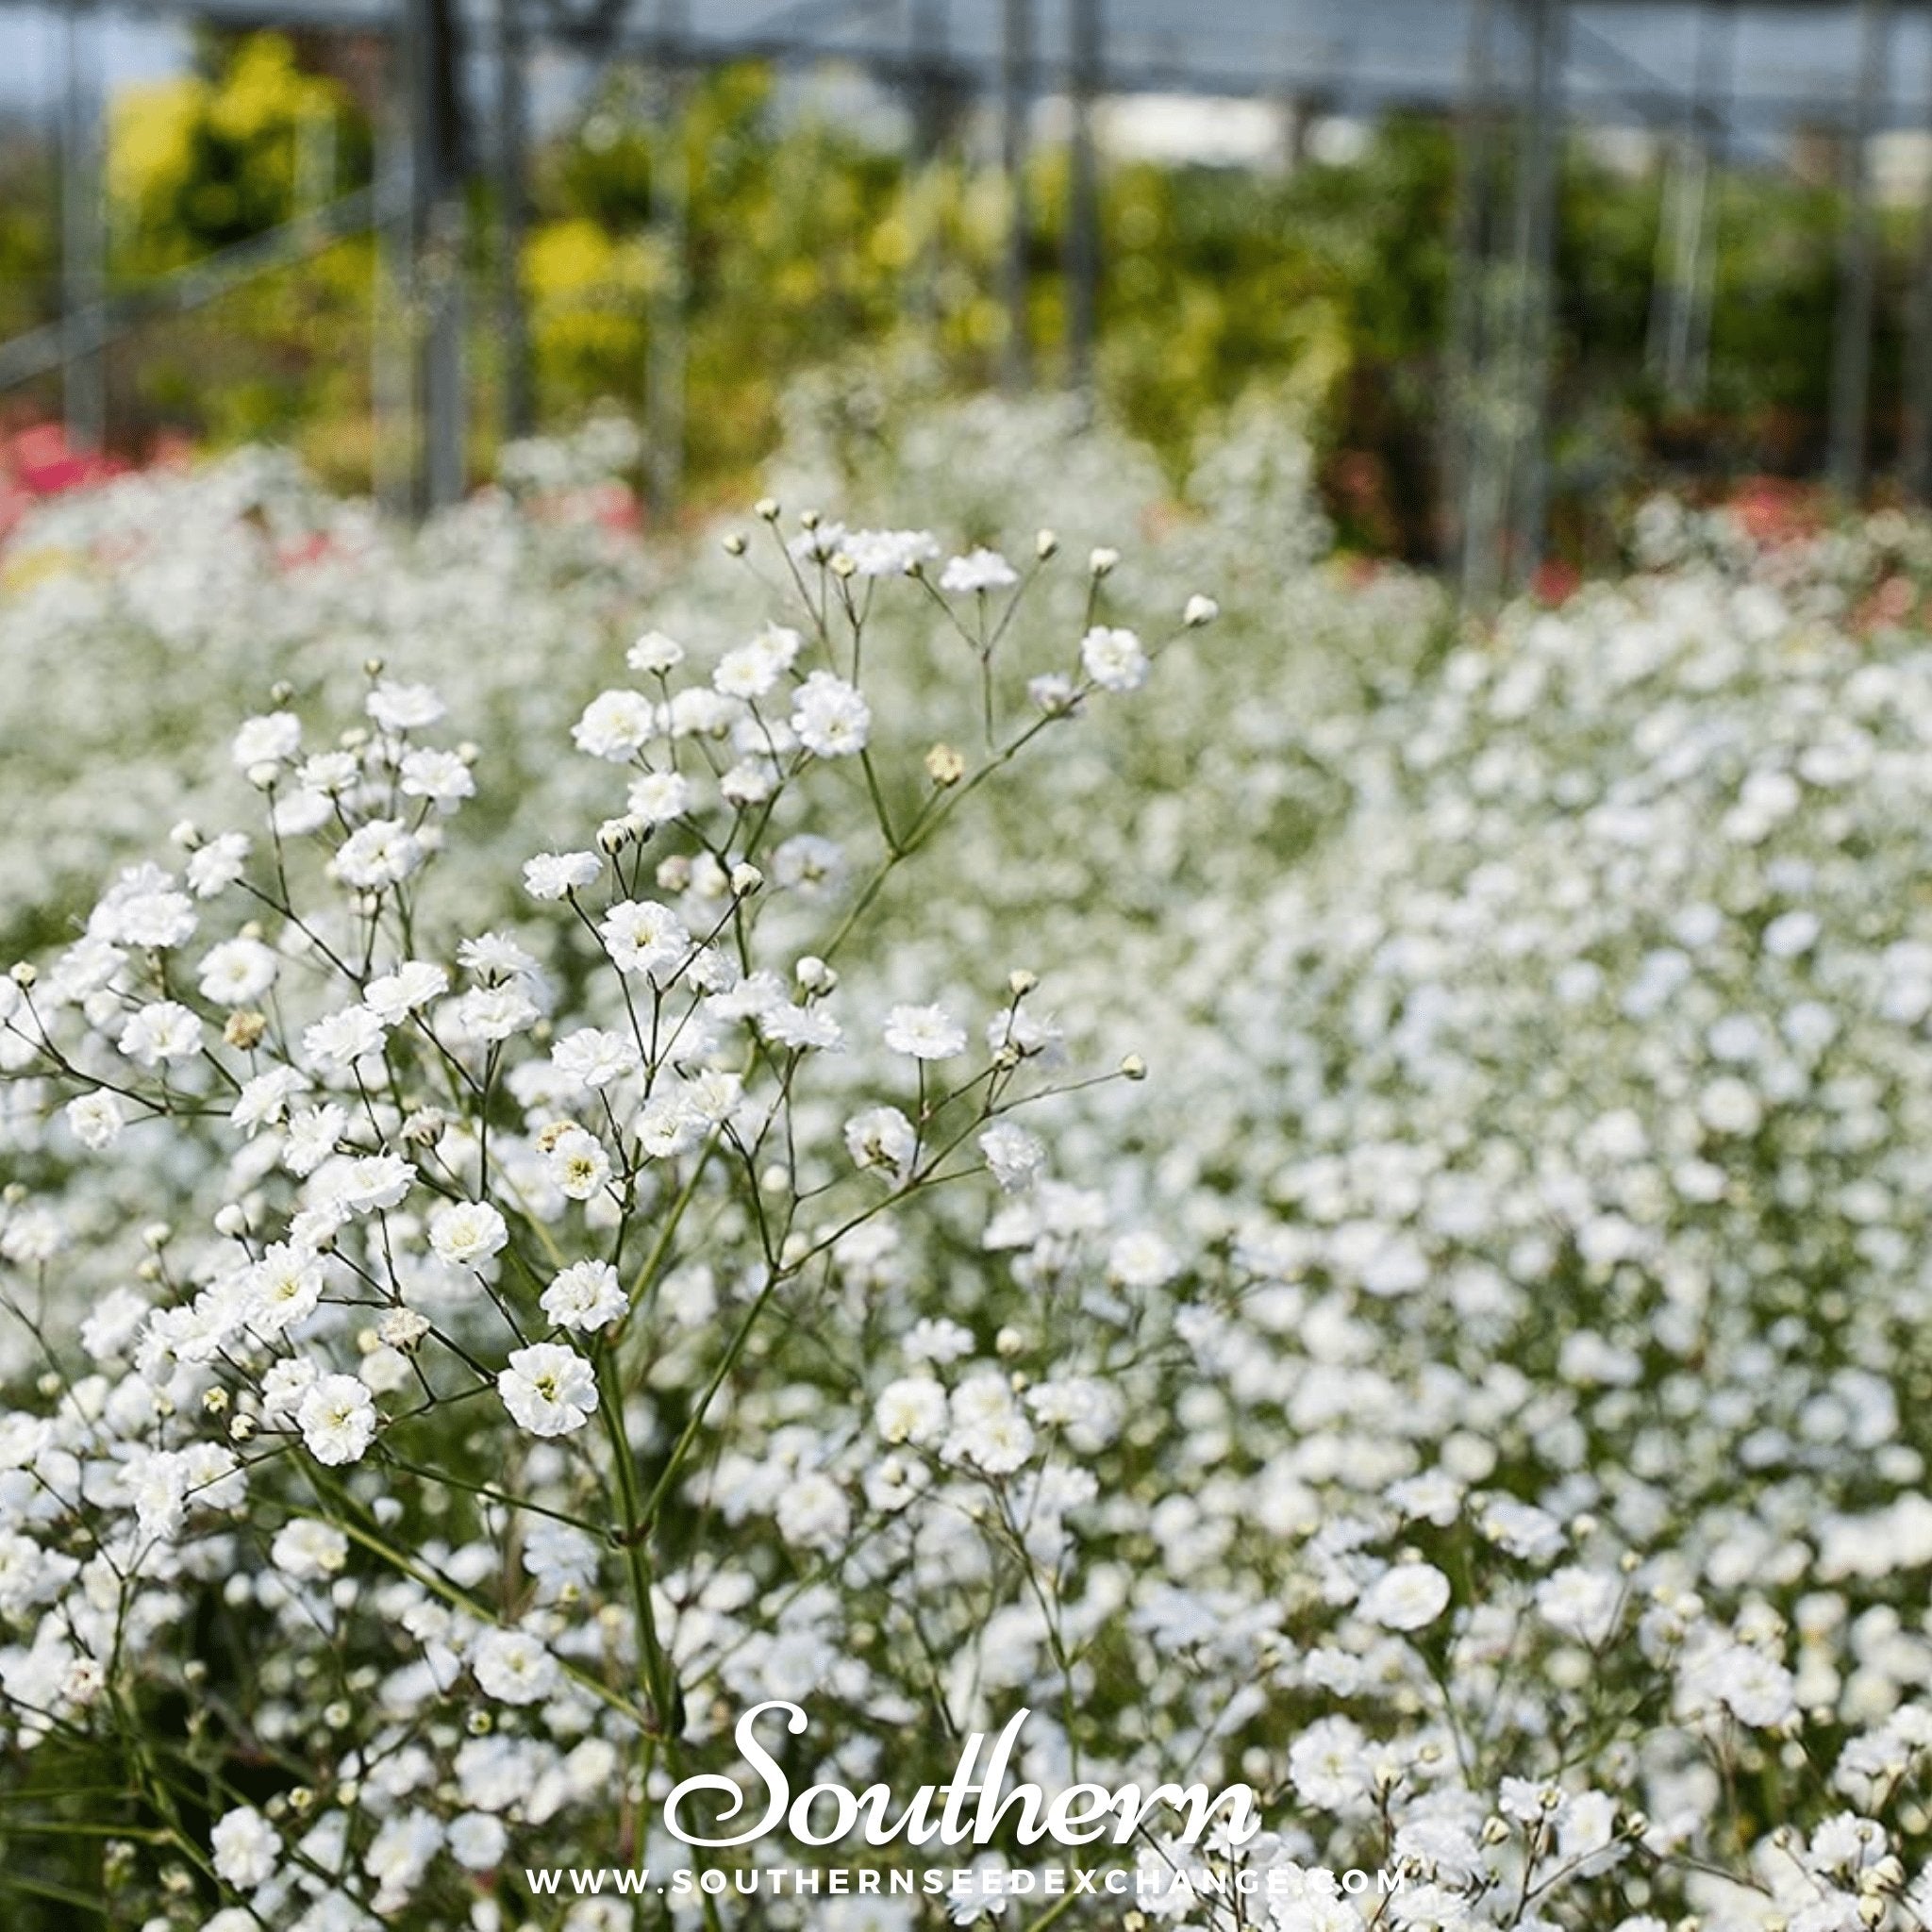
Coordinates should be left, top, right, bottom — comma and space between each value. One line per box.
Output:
791, 671, 871, 757
364, 959, 448, 1024
303, 1004, 386, 1072
573, 688, 657, 759
324, 1153, 416, 1216
599, 899, 690, 977
64, 1091, 125, 1151
1537, 1566, 1624, 1645
884, 1003, 966, 1060
186, 831, 250, 897
120, 999, 204, 1067
524, 850, 601, 900
713, 625, 801, 698
429, 1199, 508, 1267
552, 1026, 641, 1091
399, 748, 473, 811
498, 1341, 599, 1437
627, 629, 685, 674
941, 548, 1018, 593
541, 1259, 628, 1333
367, 679, 445, 732
211, 1805, 280, 1889
774, 1472, 850, 1552
271, 1519, 349, 1582
1359, 1562, 1452, 1632
232, 1066, 307, 1133
841, 527, 939, 575
232, 712, 301, 771
979, 1122, 1045, 1191
542, 1123, 612, 1201
332, 819, 425, 891
245, 1241, 326, 1337
449, 984, 540, 1041
875, 1375, 949, 1446
197, 937, 277, 1007
627, 769, 693, 824
296, 1375, 377, 1466
1080, 625, 1149, 692
472, 1626, 561, 1705
945, 1372, 1035, 1474
845, 1105, 917, 1177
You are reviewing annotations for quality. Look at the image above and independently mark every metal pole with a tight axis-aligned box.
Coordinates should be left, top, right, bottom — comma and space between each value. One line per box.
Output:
1000, 0, 1032, 392
1904, 18, 1932, 498
1828, 0, 1891, 502
908, 0, 950, 331
1446, 0, 1497, 586
412, 0, 467, 510
59, 0, 105, 451
1507, 0, 1564, 591
372, 33, 416, 515
647, 0, 691, 521
1065, 0, 1101, 396
495, 0, 534, 441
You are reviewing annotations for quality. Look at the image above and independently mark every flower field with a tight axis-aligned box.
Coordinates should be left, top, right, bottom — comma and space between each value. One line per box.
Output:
6, 391, 1932, 1932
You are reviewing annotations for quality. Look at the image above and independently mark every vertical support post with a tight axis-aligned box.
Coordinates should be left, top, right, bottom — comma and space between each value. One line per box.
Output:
647, 0, 691, 522
1903, 19, 1932, 497
1445, 0, 1497, 586
411, 0, 467, 511
1065, 0, 1101, 397
372, 29, 416, 515
59, 0, 105, 452
1000, 0, 1033, 392
1506, 0, 1564, 592
908, 0, 950, 331
1829, 0, 1891, 503
495, 0, 534, 441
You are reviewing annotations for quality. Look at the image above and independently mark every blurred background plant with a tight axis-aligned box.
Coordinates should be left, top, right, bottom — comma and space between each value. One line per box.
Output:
5, 25, 1929, 560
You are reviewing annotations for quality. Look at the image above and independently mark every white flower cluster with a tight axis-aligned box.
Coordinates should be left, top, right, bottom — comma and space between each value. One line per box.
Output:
16, 386, 1932, 1932
0, 488, 1210, 1929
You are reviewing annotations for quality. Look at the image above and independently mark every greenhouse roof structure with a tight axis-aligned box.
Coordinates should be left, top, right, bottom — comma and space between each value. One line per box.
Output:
49, 0, 1932, 132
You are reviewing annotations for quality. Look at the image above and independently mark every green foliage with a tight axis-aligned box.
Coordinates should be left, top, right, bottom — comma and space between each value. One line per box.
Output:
46, 32, 1932, 548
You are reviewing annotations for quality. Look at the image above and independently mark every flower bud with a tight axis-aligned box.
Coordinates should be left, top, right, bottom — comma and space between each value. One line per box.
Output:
8, 962, 35, 989
169, 819, 202, 850
1089, 546, 1119, 577
830, 552, 858, 579
1035, 528, 1058, 559
1120, 1053, 1147, 1080
225, 1009, 267, 1051
1183, 593, 1220, 627
755, 497, 779, 521
213, 1204, 249, 1240
362, 657, 384, 679
795, 956, 837, 994
924, 742, 965, 787
730, 862, 764, 897
1008, 969, 1039, 998
722, 533, 747, 557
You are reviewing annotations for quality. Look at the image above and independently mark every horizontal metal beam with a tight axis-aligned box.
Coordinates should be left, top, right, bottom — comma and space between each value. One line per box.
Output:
0, 186, 390, 391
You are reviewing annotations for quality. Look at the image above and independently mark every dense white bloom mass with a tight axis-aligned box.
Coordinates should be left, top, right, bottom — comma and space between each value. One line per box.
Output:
16, 412, 1932, 1932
